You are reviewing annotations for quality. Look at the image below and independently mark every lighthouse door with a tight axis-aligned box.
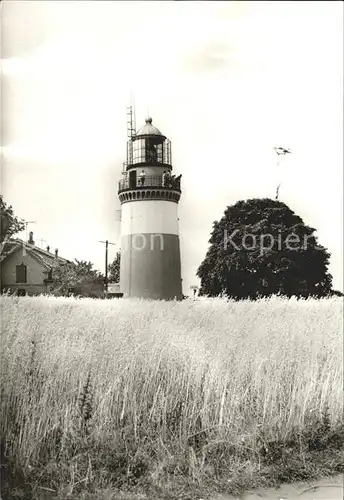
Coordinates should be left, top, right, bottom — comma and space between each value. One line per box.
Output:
129, 170, 137, 188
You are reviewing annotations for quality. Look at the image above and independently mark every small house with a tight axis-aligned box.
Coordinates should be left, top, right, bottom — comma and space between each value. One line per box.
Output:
0, 232, 70, 296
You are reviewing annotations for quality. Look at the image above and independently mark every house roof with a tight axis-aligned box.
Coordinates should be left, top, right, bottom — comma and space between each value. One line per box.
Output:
0, 238, 70, 269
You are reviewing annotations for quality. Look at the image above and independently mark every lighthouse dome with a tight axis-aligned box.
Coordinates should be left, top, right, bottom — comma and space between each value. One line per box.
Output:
136, 117, 164, 137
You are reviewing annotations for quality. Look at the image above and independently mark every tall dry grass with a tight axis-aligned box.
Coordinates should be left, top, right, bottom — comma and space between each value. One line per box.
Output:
0, 295, 343, 497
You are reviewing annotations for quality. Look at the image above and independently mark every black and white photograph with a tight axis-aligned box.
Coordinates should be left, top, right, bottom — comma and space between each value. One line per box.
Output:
0, 1, 343, 499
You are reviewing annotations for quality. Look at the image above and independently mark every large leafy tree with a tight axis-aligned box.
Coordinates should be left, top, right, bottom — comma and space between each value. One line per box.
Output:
197, 198, 334, 299
0, 195, 25, 246
108, 252, 120, 283
51, 259, 104, 296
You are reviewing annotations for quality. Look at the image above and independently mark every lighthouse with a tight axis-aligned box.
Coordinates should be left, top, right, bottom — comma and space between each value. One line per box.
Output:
118, 114, 183, 300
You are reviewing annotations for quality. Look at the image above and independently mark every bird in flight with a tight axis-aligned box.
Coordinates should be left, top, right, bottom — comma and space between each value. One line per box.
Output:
274, 146, 292, 155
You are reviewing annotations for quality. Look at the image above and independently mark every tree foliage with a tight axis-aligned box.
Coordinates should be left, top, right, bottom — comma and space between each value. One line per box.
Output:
0, 195, 25, 245
108, 252, 120, 283
51, 259, 104, 296
197, 198, 334, 299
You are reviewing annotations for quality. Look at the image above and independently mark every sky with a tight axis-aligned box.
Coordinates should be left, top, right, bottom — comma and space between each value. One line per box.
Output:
1, 1, 343, 293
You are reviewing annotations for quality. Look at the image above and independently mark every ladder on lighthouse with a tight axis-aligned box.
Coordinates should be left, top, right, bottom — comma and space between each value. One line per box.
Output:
126, 106, 136, 167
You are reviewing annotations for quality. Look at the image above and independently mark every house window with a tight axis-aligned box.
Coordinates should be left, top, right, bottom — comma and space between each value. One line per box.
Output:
16, 264, 27, 283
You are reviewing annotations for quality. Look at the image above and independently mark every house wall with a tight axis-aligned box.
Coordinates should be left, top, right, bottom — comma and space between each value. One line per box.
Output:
1, 249, 49, 295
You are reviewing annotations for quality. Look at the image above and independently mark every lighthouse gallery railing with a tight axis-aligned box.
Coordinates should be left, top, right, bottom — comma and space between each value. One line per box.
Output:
118, 175, 181, 192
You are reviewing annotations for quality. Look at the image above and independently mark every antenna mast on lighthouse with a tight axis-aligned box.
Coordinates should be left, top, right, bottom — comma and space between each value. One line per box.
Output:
127, 105, 136, 140
124, 105, 136, 170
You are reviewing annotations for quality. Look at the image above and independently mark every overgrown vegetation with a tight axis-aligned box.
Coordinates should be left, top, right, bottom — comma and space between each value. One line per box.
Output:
0, 296, 343, 499
0, 195, 25, 246
50, 259, 105, 297
108, 252, 121, 284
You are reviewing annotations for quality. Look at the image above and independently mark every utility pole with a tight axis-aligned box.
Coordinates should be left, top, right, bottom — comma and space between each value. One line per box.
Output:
98, 240, 116, 297
273, 147, 292, 201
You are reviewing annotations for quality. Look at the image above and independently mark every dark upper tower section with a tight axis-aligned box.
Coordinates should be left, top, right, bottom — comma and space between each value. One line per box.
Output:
126, 117, 172, 170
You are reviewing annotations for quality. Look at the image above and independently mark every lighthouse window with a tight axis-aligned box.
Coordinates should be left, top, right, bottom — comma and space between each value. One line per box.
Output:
132, 138, 145, 164
156, 143, 163, 163
145, 138, 157, 163
133, 148, 139, 164
133, 139, 143, 164
131, 137, 169, 165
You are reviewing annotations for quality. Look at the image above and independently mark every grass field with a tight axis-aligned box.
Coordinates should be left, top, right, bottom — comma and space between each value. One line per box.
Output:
0, 295, 343, 500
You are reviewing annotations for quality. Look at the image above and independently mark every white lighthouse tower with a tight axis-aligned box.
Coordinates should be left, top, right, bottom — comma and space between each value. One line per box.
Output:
118, 113, 183, 300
